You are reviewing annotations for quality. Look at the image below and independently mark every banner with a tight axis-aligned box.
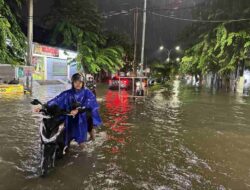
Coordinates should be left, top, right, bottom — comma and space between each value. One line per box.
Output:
32, 56, 45, 80
17, 67, 24, 78
34, 44, 59, 57
16, 66, 33, 78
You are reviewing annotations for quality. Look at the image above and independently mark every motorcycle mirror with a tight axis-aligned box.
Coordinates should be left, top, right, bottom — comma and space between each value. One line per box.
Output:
31, 99, 42, 105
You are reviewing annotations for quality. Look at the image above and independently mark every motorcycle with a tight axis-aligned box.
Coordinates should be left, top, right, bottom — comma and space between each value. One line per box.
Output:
31, 99, 72, 176
31, 99, 91, 176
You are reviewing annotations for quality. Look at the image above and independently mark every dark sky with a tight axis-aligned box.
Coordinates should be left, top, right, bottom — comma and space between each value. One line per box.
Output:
98, 0, 204, 60
23, 0, 204, 59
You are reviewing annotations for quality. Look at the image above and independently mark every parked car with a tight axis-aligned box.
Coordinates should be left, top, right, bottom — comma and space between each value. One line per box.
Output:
108, 76, 131, 90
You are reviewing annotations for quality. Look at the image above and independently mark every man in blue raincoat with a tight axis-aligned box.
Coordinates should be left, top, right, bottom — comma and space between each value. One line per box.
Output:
45, 73, 102, 149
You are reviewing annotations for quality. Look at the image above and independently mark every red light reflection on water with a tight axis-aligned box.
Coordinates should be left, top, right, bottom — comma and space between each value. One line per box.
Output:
104, 90, 131, 153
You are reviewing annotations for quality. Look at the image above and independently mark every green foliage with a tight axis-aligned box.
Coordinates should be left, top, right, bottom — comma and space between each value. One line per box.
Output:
51, 21, 81, 48
104, 31, 134, 72
0, 0, 26, 65
77, 31, 124, 74
47, 0, 100, 32
180, 0, 250, 76
150, 60, 179, 80
47, 0, 125, 74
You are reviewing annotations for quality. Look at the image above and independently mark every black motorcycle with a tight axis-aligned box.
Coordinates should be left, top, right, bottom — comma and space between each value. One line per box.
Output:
31, 99, 71, 176
31, 99, 91, 176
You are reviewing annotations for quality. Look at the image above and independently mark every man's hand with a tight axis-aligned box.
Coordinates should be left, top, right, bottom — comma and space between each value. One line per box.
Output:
70, 109, 79, 117
34, 106, 42, 113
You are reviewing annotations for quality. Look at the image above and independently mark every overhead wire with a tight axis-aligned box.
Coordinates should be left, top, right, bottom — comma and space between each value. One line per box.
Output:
147, 6, 197, 11
101, 7, 250, 23
101, 8, 136, 18
150, 11, 250, 23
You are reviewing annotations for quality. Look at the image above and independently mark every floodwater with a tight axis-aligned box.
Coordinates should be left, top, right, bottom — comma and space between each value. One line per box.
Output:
1, 81, 250, 190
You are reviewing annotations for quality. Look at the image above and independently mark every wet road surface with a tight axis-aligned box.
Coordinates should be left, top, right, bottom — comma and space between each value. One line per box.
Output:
1, 81, 250, 189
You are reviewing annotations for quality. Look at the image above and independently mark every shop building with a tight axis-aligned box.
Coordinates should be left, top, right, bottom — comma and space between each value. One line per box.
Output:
31, 43, 78, 81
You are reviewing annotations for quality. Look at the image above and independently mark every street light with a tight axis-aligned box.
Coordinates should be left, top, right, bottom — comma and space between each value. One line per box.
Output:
159, 45, 181, 63
176, 57, 181, 62
175, 46, 180, 51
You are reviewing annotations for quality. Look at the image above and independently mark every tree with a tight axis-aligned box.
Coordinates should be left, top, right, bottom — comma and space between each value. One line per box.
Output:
46, 0, 101, 48
0, 0, 26, 65
77, 31, 124, 74
150, 59, 179, 81
104, 31, 135, 72
180, 0, 250, 77
46, 0, 125, 74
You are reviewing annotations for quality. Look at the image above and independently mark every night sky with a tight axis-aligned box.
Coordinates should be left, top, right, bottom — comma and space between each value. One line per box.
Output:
20, 0, 204, 59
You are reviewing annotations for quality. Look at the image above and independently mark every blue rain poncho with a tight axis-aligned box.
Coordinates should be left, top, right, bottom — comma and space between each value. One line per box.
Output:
47, 88, 102, 145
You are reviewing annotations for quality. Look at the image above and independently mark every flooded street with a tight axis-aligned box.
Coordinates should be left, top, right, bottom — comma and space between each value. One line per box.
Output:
1, 82, 250, 189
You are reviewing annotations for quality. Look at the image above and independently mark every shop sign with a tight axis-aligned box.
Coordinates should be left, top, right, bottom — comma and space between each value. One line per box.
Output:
34, 44, 59, 57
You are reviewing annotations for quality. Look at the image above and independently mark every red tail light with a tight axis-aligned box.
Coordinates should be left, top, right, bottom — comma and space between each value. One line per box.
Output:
123, 80, 128, 84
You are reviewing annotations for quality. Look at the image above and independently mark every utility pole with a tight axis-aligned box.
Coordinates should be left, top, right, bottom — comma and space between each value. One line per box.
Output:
26, 0, 33, 92
133, 7, 139, 74
139, 0, 147, 76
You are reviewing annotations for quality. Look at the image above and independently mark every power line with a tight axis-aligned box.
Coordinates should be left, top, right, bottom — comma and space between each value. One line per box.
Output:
102, 5, 195, 16
101, 8, 136, 19
147, 6, 197, 11
101, 8, 250, 23
150, 12, 250, 23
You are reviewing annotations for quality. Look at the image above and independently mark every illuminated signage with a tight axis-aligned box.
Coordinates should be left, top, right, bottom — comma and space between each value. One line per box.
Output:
34, 44, 59, 57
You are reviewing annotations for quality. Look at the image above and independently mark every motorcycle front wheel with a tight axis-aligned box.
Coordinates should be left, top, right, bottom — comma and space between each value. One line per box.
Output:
40, 156, 49, 177
40, 144, 50, 177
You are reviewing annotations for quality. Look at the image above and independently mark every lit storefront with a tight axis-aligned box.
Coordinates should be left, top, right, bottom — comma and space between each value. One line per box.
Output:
32, 43, 78, 81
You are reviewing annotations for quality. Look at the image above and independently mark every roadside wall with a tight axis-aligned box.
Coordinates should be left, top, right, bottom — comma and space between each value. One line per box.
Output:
184, 71, 250, 95
0, 65, 15, 82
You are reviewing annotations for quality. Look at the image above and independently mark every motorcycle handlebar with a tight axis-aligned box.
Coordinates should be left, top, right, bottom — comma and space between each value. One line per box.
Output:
31, 99, 89, 117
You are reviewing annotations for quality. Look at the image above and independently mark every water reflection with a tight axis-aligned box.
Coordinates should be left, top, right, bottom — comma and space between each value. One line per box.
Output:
170, 80, 181, 108
104, 90, 132, 154
1, 84, 250, 189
